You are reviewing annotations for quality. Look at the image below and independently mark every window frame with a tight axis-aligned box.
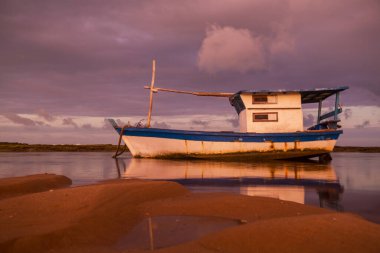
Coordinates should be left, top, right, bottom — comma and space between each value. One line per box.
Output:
252, 95, 277, 104
252, 112, 278, 122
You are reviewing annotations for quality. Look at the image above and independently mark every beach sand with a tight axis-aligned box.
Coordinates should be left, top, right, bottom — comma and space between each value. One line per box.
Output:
0, 174, 72, 200
0, 174, 379, 253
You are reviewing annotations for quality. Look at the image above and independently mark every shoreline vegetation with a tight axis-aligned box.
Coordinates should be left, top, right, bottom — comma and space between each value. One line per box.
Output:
1, 174, 380, 252
0, 142, 119, 152
1, 142, 380, 153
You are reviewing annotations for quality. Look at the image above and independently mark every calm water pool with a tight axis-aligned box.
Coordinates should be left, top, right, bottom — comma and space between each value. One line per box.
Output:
0, 152, 379, 223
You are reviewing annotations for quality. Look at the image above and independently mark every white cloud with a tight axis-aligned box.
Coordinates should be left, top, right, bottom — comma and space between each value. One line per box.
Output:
197, 24, 297, 73
197, 25, 267, 73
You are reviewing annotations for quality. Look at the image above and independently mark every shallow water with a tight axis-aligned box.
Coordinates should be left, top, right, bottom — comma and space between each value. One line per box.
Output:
0, 152, 379, 223
116, 215, 240, 250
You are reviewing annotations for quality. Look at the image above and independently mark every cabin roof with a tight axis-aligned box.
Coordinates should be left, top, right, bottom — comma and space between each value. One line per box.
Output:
234, 86, 349, 104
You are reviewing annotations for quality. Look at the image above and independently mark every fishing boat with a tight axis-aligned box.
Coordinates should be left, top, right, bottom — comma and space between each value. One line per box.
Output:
108, 60, 348, 161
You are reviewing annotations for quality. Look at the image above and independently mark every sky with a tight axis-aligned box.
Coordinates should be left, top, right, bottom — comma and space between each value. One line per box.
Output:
0, 0, 379, 146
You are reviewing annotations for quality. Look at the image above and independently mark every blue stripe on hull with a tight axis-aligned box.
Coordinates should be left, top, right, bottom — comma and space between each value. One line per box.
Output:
117, 127, 342, 143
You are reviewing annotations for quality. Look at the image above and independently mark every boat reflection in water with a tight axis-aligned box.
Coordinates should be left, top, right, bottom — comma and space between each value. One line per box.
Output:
115, 158, 343, 211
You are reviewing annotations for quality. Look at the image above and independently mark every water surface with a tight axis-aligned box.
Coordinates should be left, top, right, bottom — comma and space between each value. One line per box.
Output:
0, 152, 379, 223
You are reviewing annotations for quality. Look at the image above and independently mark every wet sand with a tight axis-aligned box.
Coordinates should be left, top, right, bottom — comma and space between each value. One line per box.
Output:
0, 174, 72, 200
1, 174, 380, 253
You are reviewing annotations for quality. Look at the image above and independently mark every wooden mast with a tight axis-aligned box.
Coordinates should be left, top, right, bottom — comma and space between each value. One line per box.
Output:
146, 59, 156, 128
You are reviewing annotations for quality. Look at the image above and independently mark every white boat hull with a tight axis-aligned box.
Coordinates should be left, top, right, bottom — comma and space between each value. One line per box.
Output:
123, 135, 336, 159
106, 122, 342, 160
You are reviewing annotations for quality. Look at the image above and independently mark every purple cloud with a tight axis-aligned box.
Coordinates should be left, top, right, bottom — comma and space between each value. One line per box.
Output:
191, 119, 209, 127
303, 114, 315, 127
0, 0, 379, 119
226, 118, 239, 128
102, 119, 114, 130
62, 118, 78, 128
115, 119, 125, 126
36, 109, 56, 122
81, 123, 93, 130
355, 120, 370, 129
152, 121, 170, 129
3, 113, 37, 126
344, 108, 353, 120
1, 0, 380, 145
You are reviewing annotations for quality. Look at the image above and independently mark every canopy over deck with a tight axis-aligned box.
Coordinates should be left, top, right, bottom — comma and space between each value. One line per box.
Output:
234, 86, 349, 104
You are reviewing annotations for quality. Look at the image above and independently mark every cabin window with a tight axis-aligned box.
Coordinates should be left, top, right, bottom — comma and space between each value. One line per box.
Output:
252, 95, 277, 104
252, 112, 278, 122
253, 96, 268, 103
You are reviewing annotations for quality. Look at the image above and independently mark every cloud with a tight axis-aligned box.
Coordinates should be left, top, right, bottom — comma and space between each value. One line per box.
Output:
3, 113, 37, 126
191, 119, 209, 127
355, 120, 370, 129
62, 118, 78, 128
152, 121, 170, 129
102, 119, 114, 130
36, 109, 56, 122
1, 0, 380, 145
269, 24, 295, 55
303, 114, 315, 126
81, 123, 93, 129
226, 118, 239, 128
115, 119, 144, 127
116, 119, 127, 126
198, 25, 267, 73
35, 121, 47, 126
197, 23, 297, 74
344, 108, 352, 120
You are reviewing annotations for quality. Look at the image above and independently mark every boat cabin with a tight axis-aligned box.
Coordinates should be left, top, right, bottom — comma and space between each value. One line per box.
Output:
229, 87, 349, 133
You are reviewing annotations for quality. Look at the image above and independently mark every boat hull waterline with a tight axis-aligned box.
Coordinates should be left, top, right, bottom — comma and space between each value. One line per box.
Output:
114, 127, 342, 160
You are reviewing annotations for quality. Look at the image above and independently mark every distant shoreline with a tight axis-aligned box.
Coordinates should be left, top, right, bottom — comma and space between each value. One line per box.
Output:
0, 142, 119, 152
1, 142, 379, 153
333, 146, 380, 153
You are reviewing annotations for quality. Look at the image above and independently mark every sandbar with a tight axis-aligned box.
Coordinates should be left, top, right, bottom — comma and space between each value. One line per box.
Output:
0, 174, 379, 253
